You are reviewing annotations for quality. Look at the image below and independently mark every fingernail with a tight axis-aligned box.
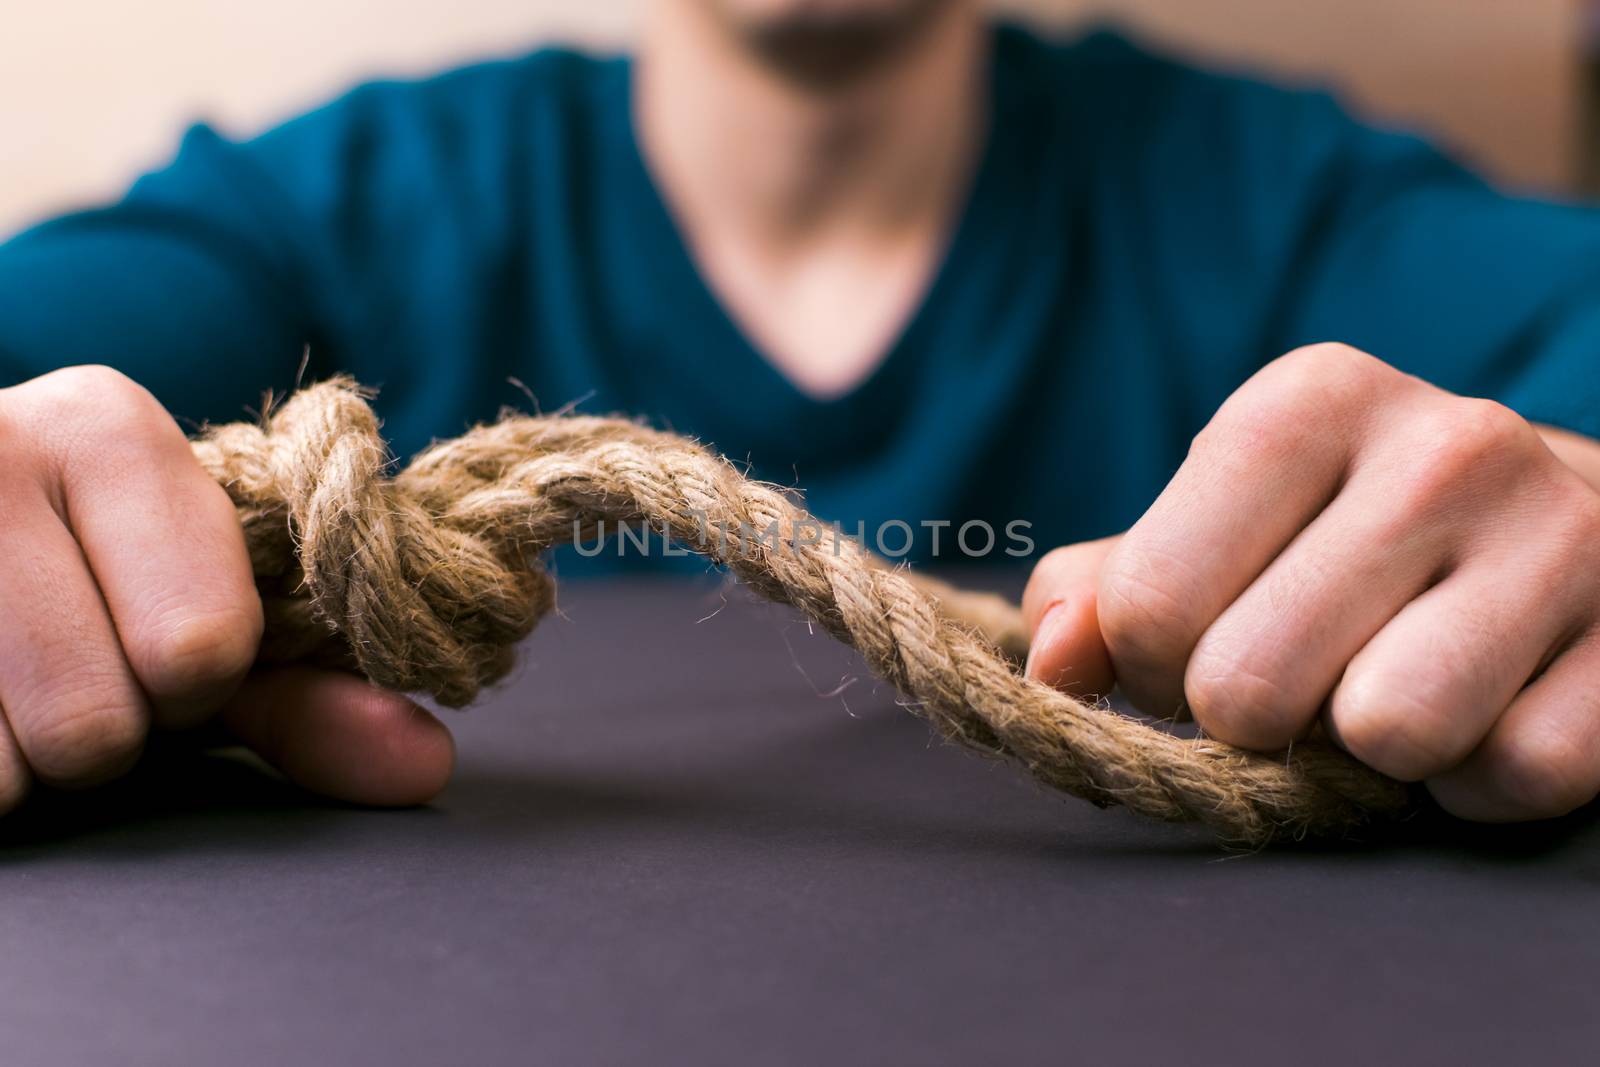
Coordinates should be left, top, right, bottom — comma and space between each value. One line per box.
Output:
1025, 599, 1071, 681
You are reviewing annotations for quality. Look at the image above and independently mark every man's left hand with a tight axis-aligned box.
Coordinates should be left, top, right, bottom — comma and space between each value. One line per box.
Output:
1023, 343, 1600, 822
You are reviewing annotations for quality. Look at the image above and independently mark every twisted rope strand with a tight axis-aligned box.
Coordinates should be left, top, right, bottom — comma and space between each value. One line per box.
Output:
191, 379, 1411, 844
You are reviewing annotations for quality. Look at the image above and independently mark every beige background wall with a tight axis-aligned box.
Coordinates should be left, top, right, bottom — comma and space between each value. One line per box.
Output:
0, 1, 1581, 238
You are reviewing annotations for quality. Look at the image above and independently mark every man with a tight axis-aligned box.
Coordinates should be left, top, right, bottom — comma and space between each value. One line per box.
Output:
0, 0, 1597, 825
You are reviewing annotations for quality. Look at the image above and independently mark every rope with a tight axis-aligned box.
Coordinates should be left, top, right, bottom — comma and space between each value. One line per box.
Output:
192, 378, 1410, 844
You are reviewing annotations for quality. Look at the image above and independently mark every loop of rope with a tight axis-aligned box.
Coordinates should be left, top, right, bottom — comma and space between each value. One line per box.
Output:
192, 378, 1411, 845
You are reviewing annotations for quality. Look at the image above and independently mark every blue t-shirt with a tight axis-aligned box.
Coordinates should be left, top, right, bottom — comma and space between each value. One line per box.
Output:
2, 24, 1598, 565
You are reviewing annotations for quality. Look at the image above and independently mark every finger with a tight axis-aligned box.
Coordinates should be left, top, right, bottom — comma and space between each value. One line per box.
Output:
1023, 537, 1117, 697
1426, 632, 1600, 821
1182, 475, 1446, 749
0, 702, 31, 815
1325, 565, 1580, 782
221, 667, 455, 806
0, 487, 148, 786
46, 373, 261, 728
1097, 349, 1373, 717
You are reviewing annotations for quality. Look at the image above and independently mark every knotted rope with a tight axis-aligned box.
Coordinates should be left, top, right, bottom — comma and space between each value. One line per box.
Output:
192, 378, 1410, 845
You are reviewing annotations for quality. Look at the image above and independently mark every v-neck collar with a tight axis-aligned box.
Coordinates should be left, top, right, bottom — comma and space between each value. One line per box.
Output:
601, 24, 1020, 462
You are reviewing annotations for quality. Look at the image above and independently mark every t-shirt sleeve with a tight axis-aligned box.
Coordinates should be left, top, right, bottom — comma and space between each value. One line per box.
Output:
0, 53, 557, 447
0, 122, 324, 425
1255, 89, 1600, 439
0, 56, 530, 432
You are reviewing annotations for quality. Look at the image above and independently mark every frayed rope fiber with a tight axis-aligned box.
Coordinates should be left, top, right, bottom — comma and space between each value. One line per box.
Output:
192, 378, 1410, 845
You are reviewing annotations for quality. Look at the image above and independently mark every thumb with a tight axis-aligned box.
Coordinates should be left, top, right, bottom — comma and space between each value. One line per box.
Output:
221, 666, 455, 806
1022, 535, 1120, 698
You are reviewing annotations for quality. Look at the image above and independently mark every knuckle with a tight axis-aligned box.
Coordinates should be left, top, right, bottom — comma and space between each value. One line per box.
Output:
1184, 642, 1298, 749
1548, 480, 1600, 559
16, 365, 167, 444
1330, 676, 1459, 782
1486, 728, 1598, 818
1451, 396, 1534, 452
1263, 343, 1385, 406
1097, 546, 1197, 669
1383, 400, 1536, 523
1276, 341, 1380, 379
29, 364, 140, 411
1420, 398, 1535, 477
54, 363, 140, 401
1198, 346, 1382, 466
1193, 393, 1305, 471
135, 604, 264, 702
26, 695, 147, 784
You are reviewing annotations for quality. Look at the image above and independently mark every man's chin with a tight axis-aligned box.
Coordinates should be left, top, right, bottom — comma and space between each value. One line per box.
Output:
708, 0, 956, 90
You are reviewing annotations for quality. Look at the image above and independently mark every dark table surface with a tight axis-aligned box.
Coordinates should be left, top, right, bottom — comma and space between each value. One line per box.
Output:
2, 576, 1597, 1066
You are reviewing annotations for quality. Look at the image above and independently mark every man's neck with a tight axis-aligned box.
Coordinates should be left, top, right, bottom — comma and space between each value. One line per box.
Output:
631, 1, 989, 398
636, 0, 988, 253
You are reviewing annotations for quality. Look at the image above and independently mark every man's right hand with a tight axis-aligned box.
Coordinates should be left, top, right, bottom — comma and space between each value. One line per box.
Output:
0, 365, 455, 814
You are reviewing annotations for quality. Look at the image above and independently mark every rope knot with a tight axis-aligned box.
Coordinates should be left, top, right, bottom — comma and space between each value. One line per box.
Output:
195, 378, 554, 706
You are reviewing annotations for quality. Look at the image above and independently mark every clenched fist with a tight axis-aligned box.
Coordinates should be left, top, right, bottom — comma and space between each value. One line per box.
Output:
0, 366, 454, 813
1024, 343, 1600, 823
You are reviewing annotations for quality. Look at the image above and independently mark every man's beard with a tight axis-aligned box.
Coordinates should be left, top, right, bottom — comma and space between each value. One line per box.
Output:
710, 0, 956, 90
